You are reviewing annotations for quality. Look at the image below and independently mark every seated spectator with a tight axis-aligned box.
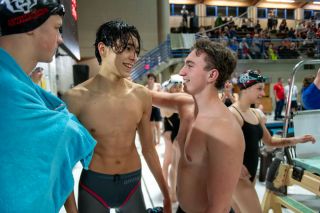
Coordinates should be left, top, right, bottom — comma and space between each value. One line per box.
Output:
278, 19, 288, 33
252, 33, 261, 48
215, 14, 223, 27
239, 38, 251, 59
254, 20, 262, 32
302, 69, 320, 109
287, 28, 296, 39
288, 42, 300, 59
228, 26, 238, 39
277, 40, 291, 59
198, 26, 208, 38
250, 42, 262, 59
267, 43, 278, 60
228, 37, 239, 54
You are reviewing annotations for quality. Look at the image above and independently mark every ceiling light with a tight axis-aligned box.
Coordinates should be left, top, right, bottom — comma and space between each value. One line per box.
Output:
314, 1, 320, 4
266, 0, 295, 3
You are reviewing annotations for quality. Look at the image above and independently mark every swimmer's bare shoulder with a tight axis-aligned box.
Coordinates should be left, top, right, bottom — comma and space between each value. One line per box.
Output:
62, 79, 93, 116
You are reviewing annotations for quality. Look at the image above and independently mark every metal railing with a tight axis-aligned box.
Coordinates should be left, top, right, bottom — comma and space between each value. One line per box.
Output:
131, 39, 171, 82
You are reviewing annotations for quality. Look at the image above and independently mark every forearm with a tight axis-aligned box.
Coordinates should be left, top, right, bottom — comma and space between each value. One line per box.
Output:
64, 191, 77, 213
142, 148, 170, 200
269, 137, 296, 147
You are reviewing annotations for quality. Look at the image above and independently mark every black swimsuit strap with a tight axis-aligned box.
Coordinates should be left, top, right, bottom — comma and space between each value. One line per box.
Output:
232, 106, 260, 123
231, 105, 245, 121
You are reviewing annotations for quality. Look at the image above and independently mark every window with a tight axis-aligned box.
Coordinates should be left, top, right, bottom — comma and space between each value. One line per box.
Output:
205, 5, 246, 17
228, 7, 237, 17
170, 4, 195, 16
277, 9, 285, 19
257, 8, 294, 19
217, 6, 227, 16
238, 7, 248, 18
206, 6, 216, 16
257, 8, 267, 18
304, 10, 313, 20
286, 9, 294, 20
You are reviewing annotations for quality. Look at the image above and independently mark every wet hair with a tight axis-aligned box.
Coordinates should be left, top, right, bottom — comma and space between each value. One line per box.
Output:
302, 75, 315, 89
147, 73, 157, 82
94, 20, 141, 65
191, 39, 237, 89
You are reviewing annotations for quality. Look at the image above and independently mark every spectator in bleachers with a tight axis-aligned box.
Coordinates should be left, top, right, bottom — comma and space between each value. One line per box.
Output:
198, 26, 209, 38
278, 19, 288, 33
288, 42, 300, 59
214, 14, 223, 27
277, 40, 291, 59
252, 33, 262, 48
267, 13, 274, 31
287, 28, 296, 39
247, 18, 255, 32
228, 16, 236, 29
241, 18, 248, 31
266, 43, 278, 60
254, 20, 262, 32
228, 26, 238, 39
181, 5, 189, 29
228, 37, 239, 54
189, 12, 198, 33
250, 42, 262, 59
239, 37, 252, 59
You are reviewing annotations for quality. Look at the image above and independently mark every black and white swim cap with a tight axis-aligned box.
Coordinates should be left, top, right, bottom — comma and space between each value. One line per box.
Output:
0, 0, 65, 36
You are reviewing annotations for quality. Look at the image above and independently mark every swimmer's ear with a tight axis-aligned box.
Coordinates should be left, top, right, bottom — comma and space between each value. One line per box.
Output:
208, 69, 219, 83
98, 42, 110, 58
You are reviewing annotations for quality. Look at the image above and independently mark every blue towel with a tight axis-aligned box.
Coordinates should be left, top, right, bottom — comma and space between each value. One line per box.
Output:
0, 48, 96, 212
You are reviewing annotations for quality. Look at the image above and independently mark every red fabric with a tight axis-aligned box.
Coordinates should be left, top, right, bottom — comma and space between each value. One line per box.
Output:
273, 82, 284, 100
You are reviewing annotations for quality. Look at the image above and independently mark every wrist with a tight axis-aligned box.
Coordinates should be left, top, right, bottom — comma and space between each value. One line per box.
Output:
291, 138, 297, 146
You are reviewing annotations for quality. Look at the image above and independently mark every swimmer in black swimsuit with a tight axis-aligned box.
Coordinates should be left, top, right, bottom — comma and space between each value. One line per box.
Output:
146, 73, 162, 145
161, 75, 183, 203
229, 70, 315, 213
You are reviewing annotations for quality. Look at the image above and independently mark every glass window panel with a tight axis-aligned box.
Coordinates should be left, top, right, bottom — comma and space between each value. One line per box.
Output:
286, 9, 294, 20
277, 9, 285, 18
217, 6, 227, 16
304, 10, 313, 20
238, 7, 247, 18
257, 8, 266, 18
228, 7, 237, 17
170, 4, 195, 16
206, 6, 216, 16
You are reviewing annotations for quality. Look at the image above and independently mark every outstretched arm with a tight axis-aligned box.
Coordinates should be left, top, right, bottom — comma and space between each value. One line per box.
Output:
138, 91, 172, 213
259, 116, 316, 147
150, 90, 194, 113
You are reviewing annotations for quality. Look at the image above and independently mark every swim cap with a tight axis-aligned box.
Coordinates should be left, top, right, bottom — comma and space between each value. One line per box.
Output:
163, 74, 183, 91
0, 0, 65, 36
238, 70, 265, 90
